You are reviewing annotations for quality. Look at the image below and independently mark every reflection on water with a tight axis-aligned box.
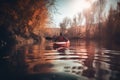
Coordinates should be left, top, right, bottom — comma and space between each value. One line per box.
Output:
0, 40, 120, 80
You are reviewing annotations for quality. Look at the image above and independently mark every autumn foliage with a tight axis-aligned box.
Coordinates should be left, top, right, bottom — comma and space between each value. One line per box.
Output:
0, 0, 54, 45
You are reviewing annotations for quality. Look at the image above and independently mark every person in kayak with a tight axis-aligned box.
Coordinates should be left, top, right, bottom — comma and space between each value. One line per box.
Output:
55, 33, 68, 42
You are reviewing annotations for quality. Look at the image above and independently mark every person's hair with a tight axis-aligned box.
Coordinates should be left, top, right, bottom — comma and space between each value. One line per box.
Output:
60, 32, 62, 36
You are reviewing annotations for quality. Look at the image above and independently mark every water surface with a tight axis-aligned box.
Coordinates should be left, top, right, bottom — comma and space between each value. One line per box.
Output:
0, 40, 120, 80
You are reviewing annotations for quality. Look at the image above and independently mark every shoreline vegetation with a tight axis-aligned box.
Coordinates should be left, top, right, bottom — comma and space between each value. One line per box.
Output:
0, 0, 120, 47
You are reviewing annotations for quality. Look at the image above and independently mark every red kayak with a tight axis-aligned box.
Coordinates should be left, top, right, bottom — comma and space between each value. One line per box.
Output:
53, 40, 70, 49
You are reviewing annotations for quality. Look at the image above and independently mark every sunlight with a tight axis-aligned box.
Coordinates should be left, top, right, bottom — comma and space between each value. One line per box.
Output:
67, 0, 92, 25
67, 0, 98, 25
69, 0, 91, 13
53, 0, 98, 27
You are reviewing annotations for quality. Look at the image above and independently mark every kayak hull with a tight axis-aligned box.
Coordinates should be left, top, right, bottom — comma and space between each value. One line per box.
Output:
53, 40, 70, 49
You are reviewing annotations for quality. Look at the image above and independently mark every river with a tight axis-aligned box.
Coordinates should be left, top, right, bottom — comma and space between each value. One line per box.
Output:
0, 40, 120, 80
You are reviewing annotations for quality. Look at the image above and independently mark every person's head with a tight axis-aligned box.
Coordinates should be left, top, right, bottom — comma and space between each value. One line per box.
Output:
60, 32, 62, 36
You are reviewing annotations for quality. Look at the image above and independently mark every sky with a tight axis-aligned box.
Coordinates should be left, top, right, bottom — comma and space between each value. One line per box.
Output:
52, 0, 119, 27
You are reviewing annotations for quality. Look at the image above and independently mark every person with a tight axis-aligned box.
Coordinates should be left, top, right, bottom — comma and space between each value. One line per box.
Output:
55, 33, 68, 42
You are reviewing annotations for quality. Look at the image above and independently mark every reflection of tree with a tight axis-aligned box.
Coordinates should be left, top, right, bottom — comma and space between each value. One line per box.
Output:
0, 44, 16, 60
33, 63, 54, 73
82, 41, 95, 78
94, 42, 112, 80
104, 40, 120, 80
110, 68, 120, 80
0, 44, 27, 76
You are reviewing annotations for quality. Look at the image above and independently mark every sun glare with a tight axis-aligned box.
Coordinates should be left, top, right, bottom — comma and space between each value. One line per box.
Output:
53, 0, 97, 26
69, 0, 91, 13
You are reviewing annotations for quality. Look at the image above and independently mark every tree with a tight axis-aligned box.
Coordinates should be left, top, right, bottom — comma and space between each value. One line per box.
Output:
93, 0, 107, 39
83, 5, 97, 40
59, 17, 71, 34
106, 2, 120, 41
0, 0, 56, 44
